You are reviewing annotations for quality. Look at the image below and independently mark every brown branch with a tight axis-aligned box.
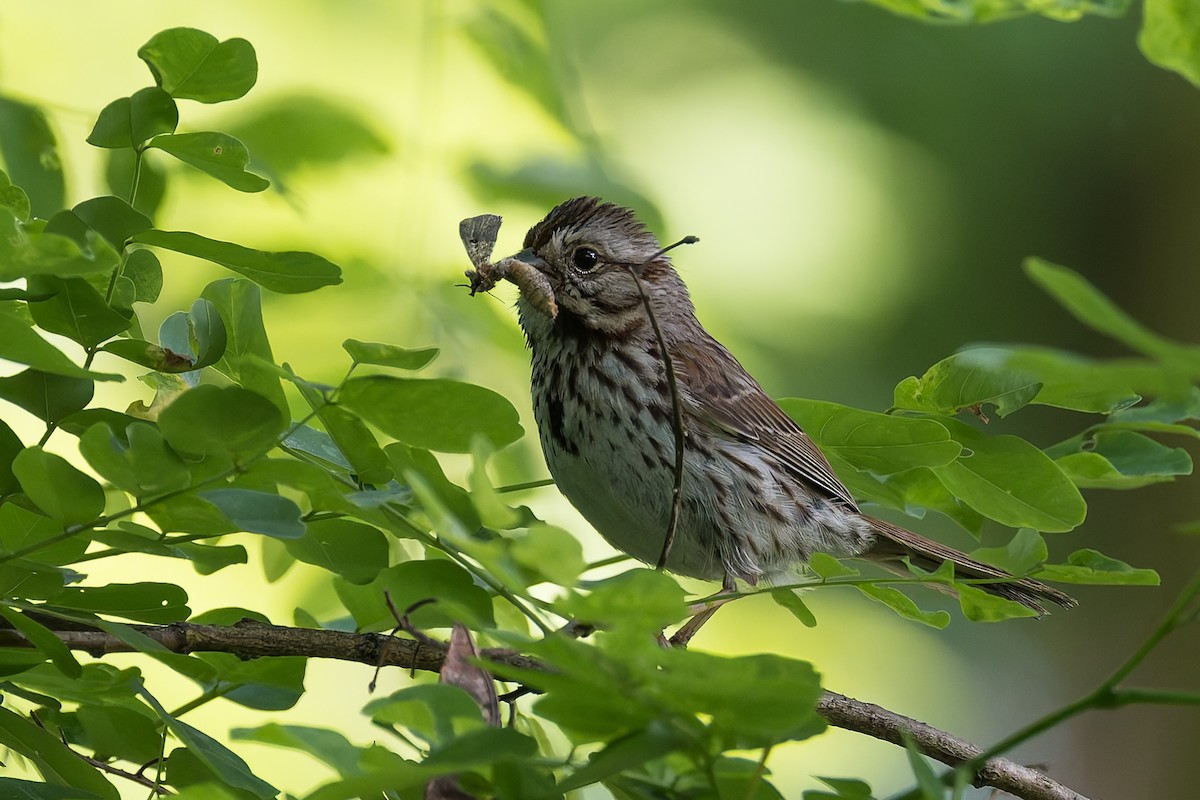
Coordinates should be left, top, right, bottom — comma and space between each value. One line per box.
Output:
0, 620, 1086, 800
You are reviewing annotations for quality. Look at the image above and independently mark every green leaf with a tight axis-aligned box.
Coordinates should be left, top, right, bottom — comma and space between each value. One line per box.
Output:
994, 347, 1142, 414
0, 777, 101, 799
0, 97, 65, 217
1025, 258, 1200, 366
423, 727, 538, 771
51, 582, 190, 623
200, 489, 305, 539
932, 421, 1086, 532
779, 398, 961, 473
99, 339, 196, 372
187, 297, 228, 368
1140, 0, 1200, 88
561, 569, 688, 633
47, 196, 153, 252
0, 707, 118, 800
87, 87, 178, 149
366, 684, 490, 746
0, 418, 22, 494
335, 560, 495, 631
12, 447, 105, 526
132, 229, 341, 293
1034, 549, 1160, 585
27, 276, 131, 346
76, 705, 162, 762
227, 93, 390, 182
510, 524, 585, 586
771, 588, 818, 627
231, 723, 363, 778
342, 339, 439, 370
0, 308, 119, 381
149, 132, 269, 193
971, 528, 1048, 576
80, 422, 190, 496
158, 384, 285, 457
856, 584, 950, 628
0, 605, 81, 677
883, 467, 985, 535
1056, 427, 1195, 489
201, 279, 287, 412
138, 28, 258, 103
138, 683, 278, 798
659, 649, 825, 744
124, 249, 163, 303
0, 370, 93, 423
955, 583, 1038, 622
559, 722, 691, 793
340, 375, 523, 453
0, 168, 30, 221
805, 776, 875, 800
0, 503, 86, 566
808, 553, 859, 579
893, 348, 1042, 418
283, 519, 387, 583
315, 405, 393, 485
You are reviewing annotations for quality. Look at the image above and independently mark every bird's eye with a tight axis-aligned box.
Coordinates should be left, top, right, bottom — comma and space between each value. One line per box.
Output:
572, 247, 600, 271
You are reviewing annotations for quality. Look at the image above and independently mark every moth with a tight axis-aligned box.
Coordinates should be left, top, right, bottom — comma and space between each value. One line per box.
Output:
459, 213, 558, 318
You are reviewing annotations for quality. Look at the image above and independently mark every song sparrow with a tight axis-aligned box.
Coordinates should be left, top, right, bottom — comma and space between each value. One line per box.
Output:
483, 196, 1073, 613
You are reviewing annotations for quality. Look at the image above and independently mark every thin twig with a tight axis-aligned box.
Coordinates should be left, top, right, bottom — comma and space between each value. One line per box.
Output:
621, 234, 698, 570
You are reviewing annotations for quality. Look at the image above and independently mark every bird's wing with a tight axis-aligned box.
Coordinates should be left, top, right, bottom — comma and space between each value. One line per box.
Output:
672, 334, 860, 510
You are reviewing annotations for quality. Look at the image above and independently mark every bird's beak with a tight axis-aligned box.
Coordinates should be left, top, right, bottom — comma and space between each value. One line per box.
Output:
508, 247, 549, 274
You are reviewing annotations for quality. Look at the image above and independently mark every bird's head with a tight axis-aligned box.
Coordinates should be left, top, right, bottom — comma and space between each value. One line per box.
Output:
505, 197, 694, 339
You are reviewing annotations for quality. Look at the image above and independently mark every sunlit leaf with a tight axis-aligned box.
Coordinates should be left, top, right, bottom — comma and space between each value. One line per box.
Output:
133, 229, 342, 294
0, 370, 93, 423
1034, 549, 1161, 585
158, 384, 285, 457
0, 308, 119, 381
12, 447, 105, 526
342, 339, 439, 370
856, 584, 950, 628
201, 279, 287, 411
284, 519, 387, 583
1139, 0, 1200, 88
932, 421, 1086, 532
0, 707, 118, 800
340, 375, 523, 453
27, 276, 131, 346
1026, 258, 1200, 367
955, 583, 1038, 622
138, 28, 258, 103
149, 132, 269, 192
780, 398, 961, 473
51, 582, 190, 623
88, 87, 179, 149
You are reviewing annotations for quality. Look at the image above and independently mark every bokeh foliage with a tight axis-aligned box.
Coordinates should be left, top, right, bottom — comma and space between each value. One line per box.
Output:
0, 6, 1198, 800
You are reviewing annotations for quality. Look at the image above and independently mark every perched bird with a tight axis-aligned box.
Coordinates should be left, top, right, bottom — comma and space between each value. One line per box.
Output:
487, 196, 1073, 615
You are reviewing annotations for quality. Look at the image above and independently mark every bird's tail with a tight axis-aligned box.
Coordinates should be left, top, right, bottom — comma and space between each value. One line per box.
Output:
861, 515, 1076, 614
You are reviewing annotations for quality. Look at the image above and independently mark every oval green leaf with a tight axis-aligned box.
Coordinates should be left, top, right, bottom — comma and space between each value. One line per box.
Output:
12, 447, 105, 526
132, 229, 342, 294
158, 384, 285, 457
339, 375, 523, 453
149, 132, 269, 193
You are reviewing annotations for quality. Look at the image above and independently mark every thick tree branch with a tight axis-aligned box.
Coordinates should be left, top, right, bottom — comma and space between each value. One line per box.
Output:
0, 620, 1086, 800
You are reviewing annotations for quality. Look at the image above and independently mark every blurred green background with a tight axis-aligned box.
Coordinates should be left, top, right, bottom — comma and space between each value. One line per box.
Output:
2, 1, 1198, 796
